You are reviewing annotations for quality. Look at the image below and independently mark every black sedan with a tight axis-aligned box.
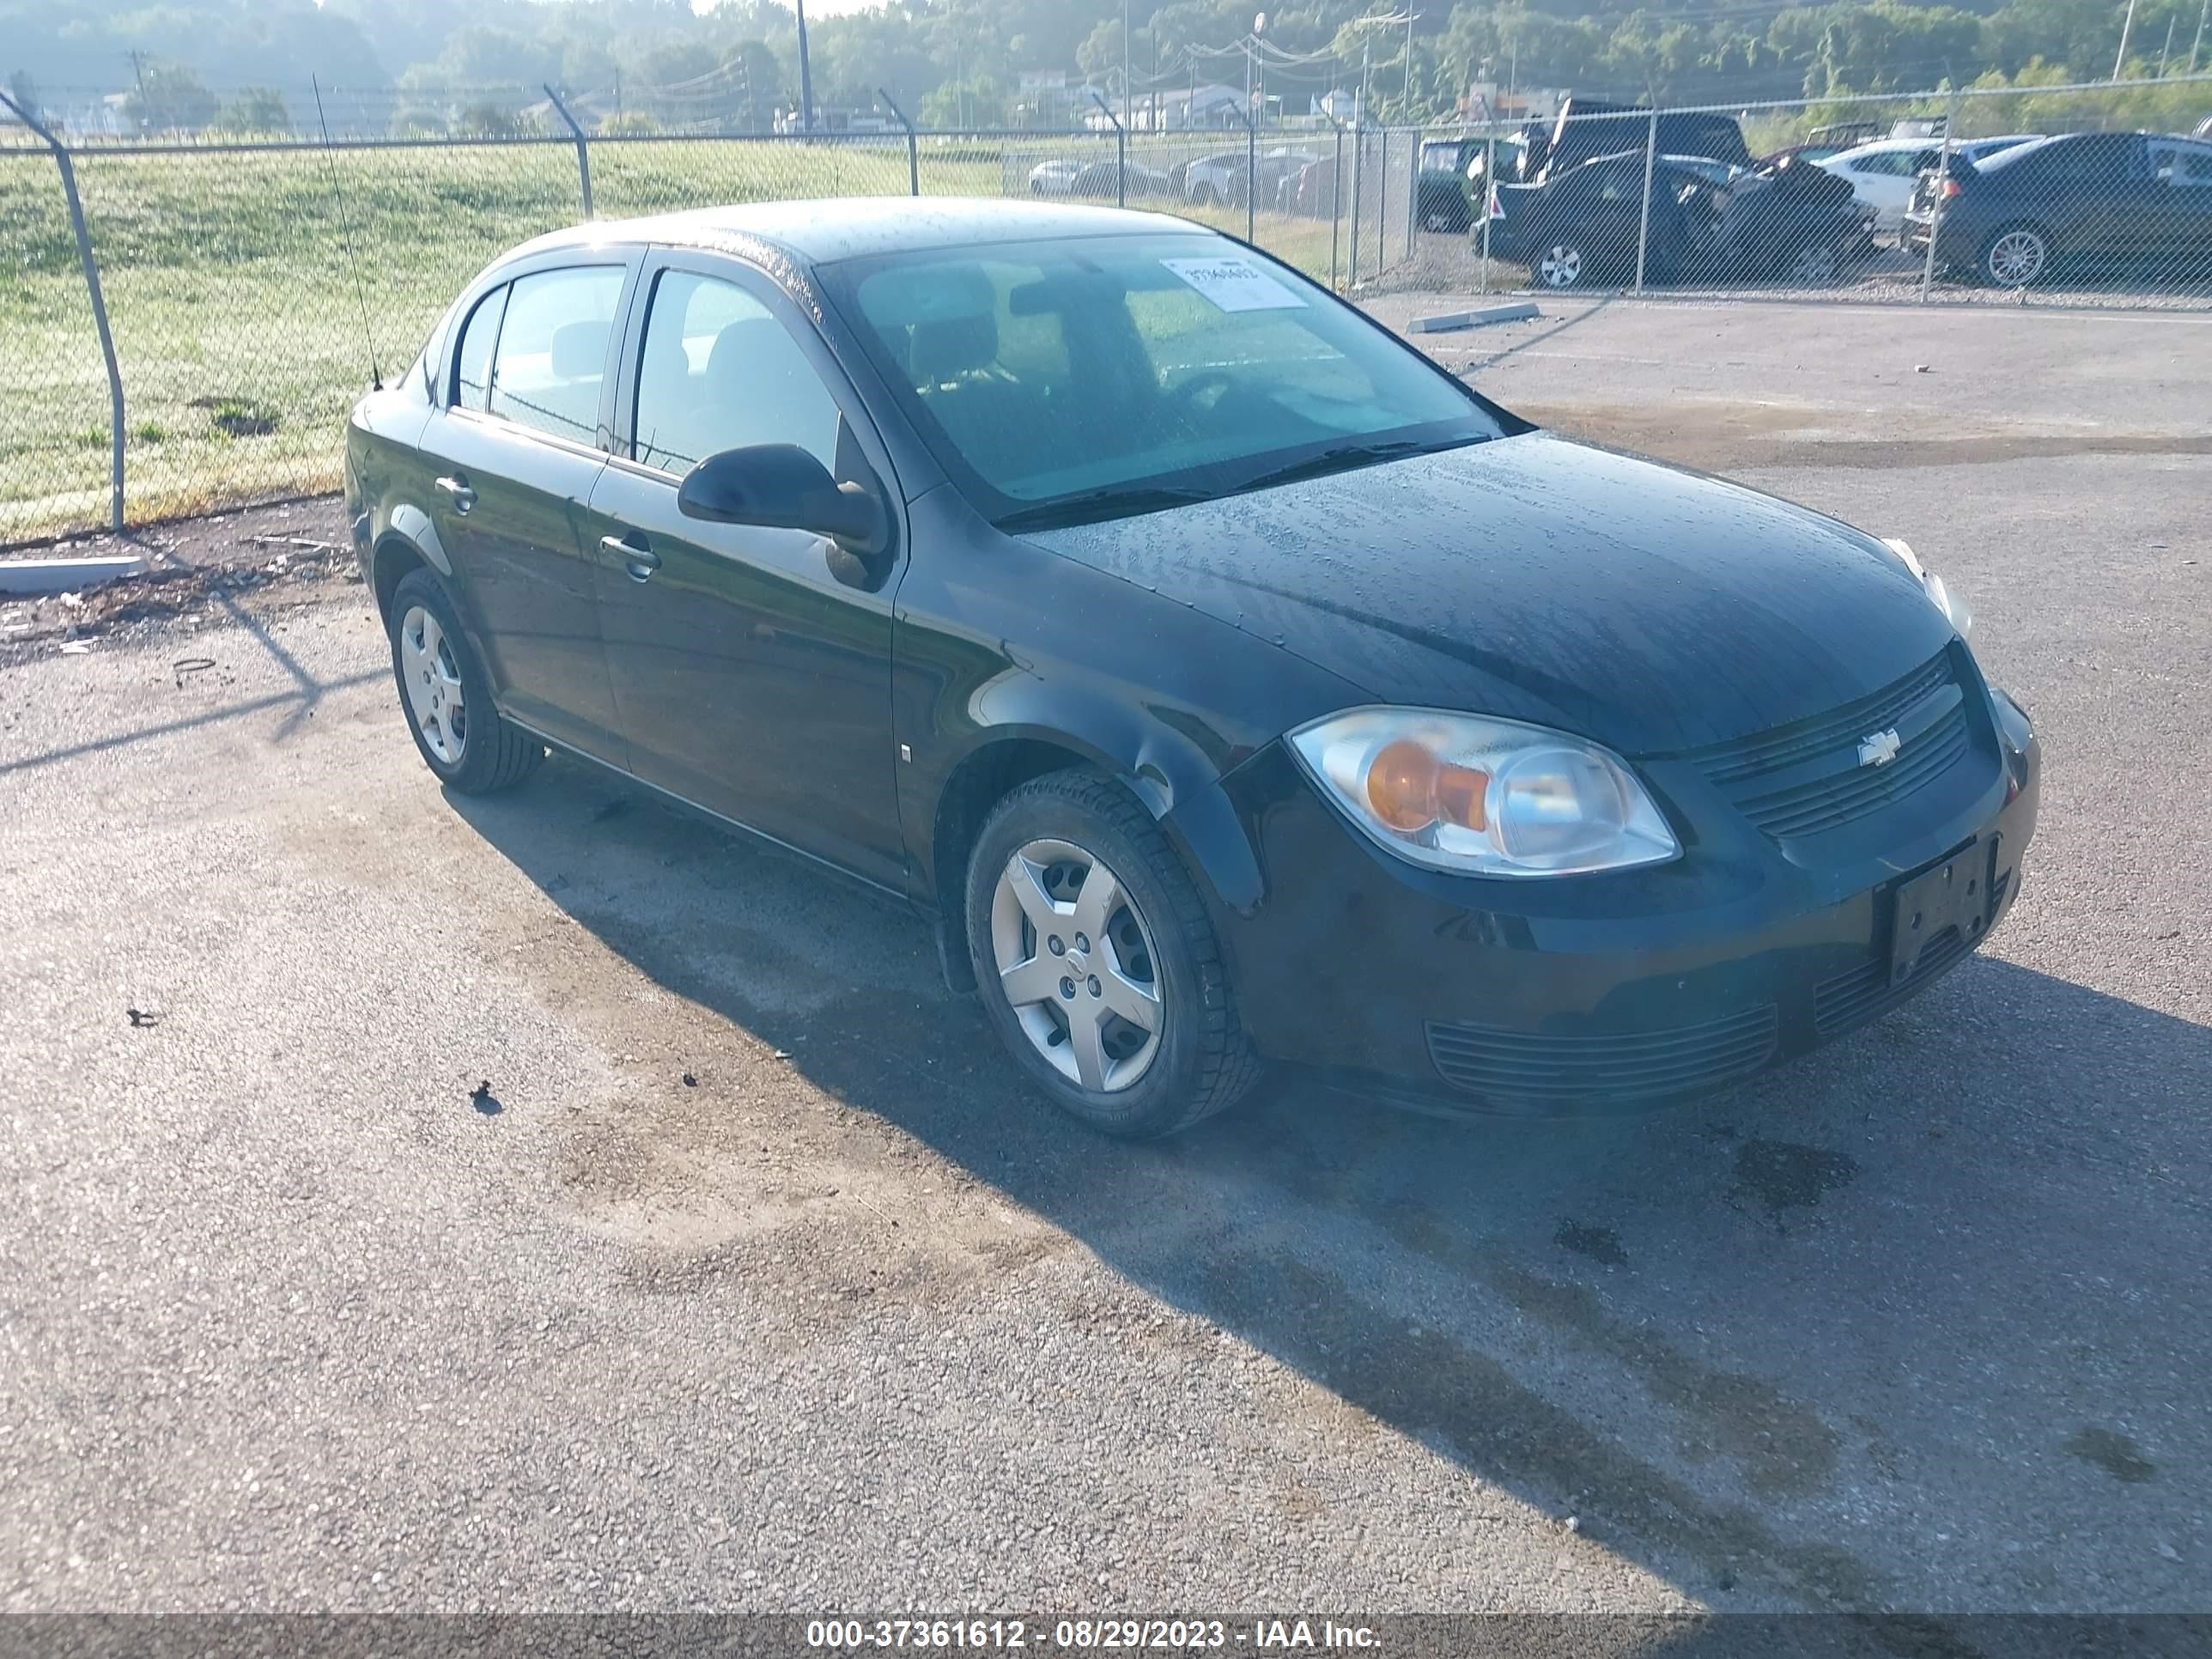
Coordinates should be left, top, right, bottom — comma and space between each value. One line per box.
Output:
1903, 130, 2212, 286
1479, 150, 1873, 288
345, 199, 2039, 1137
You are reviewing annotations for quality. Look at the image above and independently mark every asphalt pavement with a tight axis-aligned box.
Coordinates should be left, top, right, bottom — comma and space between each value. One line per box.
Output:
2, 301, 2207, 1626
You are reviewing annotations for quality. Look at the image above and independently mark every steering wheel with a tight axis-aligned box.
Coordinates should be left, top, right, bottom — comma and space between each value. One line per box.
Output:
1168, 369, 1238, 416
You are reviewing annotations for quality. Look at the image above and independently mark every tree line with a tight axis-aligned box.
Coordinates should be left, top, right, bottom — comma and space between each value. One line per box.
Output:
3, 0, 2206, 140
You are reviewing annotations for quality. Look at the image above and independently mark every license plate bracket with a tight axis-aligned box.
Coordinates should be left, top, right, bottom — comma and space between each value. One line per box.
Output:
1888, 836, 1996, 985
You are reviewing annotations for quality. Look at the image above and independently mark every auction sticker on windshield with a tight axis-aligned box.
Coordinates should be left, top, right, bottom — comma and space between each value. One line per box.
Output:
1159, 256, 1307, 312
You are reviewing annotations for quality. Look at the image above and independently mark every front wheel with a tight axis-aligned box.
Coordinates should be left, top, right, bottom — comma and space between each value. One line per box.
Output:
1982, 224, 2051, 287
386, 567, 544, 793
964, 771, 1262, 1138
1534, 243, 1589, 289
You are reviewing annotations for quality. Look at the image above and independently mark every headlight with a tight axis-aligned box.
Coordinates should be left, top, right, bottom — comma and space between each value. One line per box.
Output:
1881, 538, 1972, 636
1287, 708, 1680, 878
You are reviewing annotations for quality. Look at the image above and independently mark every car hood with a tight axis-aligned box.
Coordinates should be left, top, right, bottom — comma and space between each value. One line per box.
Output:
1017, 432, 1956, 756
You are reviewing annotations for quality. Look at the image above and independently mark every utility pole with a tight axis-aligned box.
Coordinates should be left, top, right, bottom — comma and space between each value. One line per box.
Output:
2193, 0, 2208, 72
796, 0, 815, 132
1123, 0, 1132, 127
2113, 0, 2138, 78
2160, 14, 2177, 72
1406, 10, 1417, 114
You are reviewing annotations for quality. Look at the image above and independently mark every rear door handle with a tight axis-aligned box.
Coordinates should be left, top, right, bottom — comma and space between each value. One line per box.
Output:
434, 475, 476, 514
601, 534, 660, 582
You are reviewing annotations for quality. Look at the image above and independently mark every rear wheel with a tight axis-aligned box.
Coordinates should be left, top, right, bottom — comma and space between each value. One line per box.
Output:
1785, 237, 1841, 286
386, 568, 543, 794
1982, 223, 2051, 287
1534, 243, 1588, 289
964, 771, 1261, 1138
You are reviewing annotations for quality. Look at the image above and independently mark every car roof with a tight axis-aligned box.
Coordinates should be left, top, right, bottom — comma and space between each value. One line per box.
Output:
500, 196, 1206, 269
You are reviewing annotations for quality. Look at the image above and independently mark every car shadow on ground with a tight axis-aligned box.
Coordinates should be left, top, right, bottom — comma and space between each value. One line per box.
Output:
451, 755, 2212, 1631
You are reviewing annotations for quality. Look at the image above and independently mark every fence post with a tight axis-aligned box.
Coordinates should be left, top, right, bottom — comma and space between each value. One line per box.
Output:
544, 83, 593, 217
1407, 127, 1419, 259
1245, 107, 1257, 242
878, 88, 918, 195
1479, 133, 1494, 295
1, 88, 124, 533
1331, 123, 1343, 290
1919, 85, 1960, 303
1634, 106, 1658, 295
1085, 90, 1127, 206
1348, 122, 1362, 289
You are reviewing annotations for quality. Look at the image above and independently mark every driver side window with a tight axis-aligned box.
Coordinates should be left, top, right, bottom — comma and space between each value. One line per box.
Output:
631, 270, 842, 478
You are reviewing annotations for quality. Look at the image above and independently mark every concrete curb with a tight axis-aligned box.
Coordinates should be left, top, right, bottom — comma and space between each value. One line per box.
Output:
1407, 301, 1541, 333
0, 555, 147, 597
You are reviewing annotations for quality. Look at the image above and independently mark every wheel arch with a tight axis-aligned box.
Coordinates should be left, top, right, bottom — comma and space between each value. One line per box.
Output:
369, 503, 452, 623
922, 724, 1264, 994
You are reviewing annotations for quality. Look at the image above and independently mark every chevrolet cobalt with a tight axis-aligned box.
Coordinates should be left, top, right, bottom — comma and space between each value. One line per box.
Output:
345, 199, 2039, 1137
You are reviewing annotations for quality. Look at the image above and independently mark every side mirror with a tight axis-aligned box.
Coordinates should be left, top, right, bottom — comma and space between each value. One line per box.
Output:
676, 444, 890, 558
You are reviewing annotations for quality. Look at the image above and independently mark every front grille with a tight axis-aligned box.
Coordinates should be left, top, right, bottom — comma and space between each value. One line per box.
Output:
1679, 649, 1973, 841
1426, 1004, 1779, 1103
1813, 925, 1974, 1035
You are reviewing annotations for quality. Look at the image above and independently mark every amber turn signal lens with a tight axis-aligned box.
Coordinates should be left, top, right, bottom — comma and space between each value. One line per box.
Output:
1365, 739, 1487, 834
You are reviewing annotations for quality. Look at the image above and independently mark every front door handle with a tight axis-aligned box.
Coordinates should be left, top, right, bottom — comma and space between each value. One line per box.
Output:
434, 475, 476, 514
601, 534, 660, 583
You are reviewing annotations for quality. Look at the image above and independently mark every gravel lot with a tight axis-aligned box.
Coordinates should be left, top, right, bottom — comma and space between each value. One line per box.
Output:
3, 300, 2208, 1626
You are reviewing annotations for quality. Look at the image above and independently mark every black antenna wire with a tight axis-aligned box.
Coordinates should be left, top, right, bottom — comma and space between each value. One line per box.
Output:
313, 76, 381, 391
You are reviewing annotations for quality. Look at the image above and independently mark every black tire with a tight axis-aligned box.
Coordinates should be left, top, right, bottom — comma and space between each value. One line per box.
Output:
964, 770, 1263, 1138
1980, 222, 2052, 288
386, 567, 543, 794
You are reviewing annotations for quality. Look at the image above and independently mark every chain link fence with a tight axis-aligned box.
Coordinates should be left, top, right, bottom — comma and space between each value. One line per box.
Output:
5, 74, 2209, 544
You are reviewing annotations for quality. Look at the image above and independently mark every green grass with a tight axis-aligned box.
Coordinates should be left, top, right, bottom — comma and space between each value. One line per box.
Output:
0, 137, 1356, 542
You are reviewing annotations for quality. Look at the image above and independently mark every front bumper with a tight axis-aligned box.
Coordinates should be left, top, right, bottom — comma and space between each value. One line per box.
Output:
1203, 686, 2040, 1116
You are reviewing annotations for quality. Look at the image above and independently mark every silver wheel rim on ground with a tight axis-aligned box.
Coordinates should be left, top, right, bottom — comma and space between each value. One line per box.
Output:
990, 837, 1164, 1094
1538, 246, 1583, 288
1988, 230, 2045, 286
398, 604, 467, 765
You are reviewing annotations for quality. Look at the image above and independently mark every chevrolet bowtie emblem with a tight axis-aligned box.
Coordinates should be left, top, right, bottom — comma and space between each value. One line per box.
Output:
1857, 728, 1903, 768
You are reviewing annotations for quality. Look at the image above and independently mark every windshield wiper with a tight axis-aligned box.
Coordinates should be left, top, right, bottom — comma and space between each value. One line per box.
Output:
995, 484, 1216, 532
1230, 435, 1472, 495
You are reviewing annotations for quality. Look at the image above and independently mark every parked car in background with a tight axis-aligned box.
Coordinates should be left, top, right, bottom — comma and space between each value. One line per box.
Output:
1028, 159, 1084, 195
1662, 154, 1746, 188
1181, 149, 1245, 205
1518, 97, 1751, 185
1182, 148, 1316, 210
1031, 159, 1174, 199
1905, 130, 2212, 285
348, 198, 2034, 1137
1808, 119, 1883, 150
1479, 149, 1871, 288
1818, 135, 2040, 231
1419, 136, 1484, 231
1759, 142, 1850, 168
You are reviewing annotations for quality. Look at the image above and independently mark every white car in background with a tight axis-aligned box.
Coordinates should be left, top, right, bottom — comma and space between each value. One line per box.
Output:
1817, 134, 2041, 230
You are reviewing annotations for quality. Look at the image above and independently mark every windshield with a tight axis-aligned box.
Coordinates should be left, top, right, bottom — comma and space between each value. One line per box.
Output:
820, 233, 1507, 530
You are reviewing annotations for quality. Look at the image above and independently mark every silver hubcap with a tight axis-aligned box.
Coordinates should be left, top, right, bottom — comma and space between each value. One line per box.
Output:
1990, 231, 2045, 285
1538, 246, 1583, 287
398, 604, 466, 765
991, 838, 1163, 1094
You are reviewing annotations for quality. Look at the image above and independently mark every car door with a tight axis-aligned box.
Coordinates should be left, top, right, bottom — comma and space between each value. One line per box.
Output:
579, 252, 908, 890
2146, 140, 2212, 261
426, 257, 635, 763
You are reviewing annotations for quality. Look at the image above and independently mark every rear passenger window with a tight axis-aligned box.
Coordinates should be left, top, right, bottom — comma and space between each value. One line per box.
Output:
488, 266, 627, 445
453, 286, 506, 413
